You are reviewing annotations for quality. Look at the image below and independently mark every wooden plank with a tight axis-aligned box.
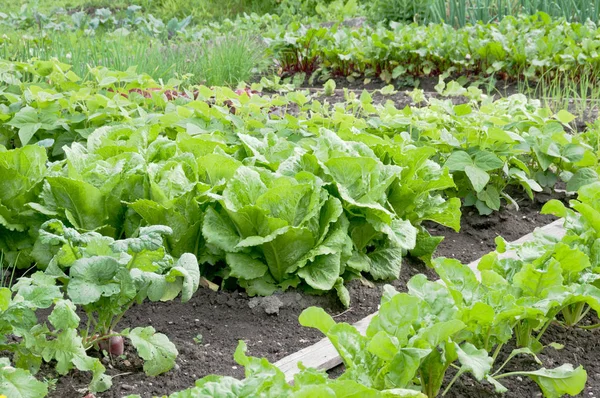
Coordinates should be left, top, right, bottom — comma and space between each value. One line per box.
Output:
274, 313, 376, 379
275, 218, 567, 382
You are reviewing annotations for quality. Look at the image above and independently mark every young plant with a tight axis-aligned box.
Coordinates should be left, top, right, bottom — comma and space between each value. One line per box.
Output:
0, 281, 112, 394
300, 268, 587, 397
31, 219, 201, 375
124, 340, 427, 398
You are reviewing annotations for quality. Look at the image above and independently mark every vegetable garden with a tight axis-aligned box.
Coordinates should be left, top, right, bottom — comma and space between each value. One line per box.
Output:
2, 1, 600, 397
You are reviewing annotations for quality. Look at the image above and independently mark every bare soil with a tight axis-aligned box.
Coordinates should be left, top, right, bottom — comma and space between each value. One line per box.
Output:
43, 189, 572, 398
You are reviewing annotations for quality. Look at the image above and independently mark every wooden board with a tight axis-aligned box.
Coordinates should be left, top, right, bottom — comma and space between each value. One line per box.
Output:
274, 218, 567, 383
273, 313, 375, 380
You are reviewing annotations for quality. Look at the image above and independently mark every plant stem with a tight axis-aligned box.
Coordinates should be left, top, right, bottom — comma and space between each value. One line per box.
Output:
494, 370, 530, 380
580, 323, 600, 330
442, 368, 464, 396
492, 343, 504, 362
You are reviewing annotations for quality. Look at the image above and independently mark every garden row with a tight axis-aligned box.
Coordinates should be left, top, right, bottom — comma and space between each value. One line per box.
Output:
266, 12, 600, 85
4, 9, 600, 90
0, 60, 598, 396
119, 181, 600, 397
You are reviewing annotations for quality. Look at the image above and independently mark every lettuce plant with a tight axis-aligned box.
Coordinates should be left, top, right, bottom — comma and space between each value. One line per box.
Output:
0, 145, 48, 268
202, 165, 353, 302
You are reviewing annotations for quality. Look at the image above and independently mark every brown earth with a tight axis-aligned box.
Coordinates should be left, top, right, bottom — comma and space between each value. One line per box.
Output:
44, 190, 573, 398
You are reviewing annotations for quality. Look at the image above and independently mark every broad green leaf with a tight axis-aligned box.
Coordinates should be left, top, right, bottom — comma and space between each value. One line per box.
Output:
367, 245, 404, 280
541, 199, 567, 217
7, 106, 59, 146
552, 244, 590, 282
555, 110, 575, 124
477, 186, 501, 210
126, 326, 178, 376
513, 260, 563, 298
226, 253, 268, 280
413, 320, 465, 348
473, 151, 503, 171
464, 165, 490, 192
47, 176, 107, 230
455, 342, 493, 381
48, 299, 80, 330
377, 293, 421, 343
202, 206, 241, 251
521, 364, 586, 398
369, 218, 417, 252
299, 307, 336, 334
566, 168, 598, 192
263, 227, 314, 282
297, 252, 341, 291
571, 202, 600, 236
0, 363, 48, 398
67, 256, 120, 305
223, 167, 267, 212
168, 253, 201, 302
0, 288, 10, 311
444, 151, 472, 172
433, 257, 481, 305
382, 349, 429, 389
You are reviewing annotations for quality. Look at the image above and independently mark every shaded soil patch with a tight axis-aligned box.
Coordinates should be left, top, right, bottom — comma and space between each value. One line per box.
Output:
427, 189, 568, 264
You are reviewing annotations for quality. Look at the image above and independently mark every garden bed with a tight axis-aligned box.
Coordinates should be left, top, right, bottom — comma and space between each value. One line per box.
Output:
303, 78, 599, 131
45, 190, 565, 398
326, 314, 600, 398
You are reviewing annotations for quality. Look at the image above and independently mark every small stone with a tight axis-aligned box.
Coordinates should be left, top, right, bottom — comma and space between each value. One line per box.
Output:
123, 360, 131, 367
195, 319, 200, 322
121, 384, 135, 391
516, 376, 523, 382
174, 363, 180, 371
232, 366, 238, 370
168, 321, 173, 325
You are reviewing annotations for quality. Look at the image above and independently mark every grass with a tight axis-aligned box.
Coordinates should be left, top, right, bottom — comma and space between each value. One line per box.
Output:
0, 31, 267, 86
0, 251, 21, 288
429, 0, 600, 26
196, 34, 268, 87
5, 0, 280, 22
515, 66, 600, 121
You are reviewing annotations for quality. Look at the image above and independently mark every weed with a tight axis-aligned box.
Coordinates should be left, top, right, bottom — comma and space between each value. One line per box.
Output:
196, 34, 267, 86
